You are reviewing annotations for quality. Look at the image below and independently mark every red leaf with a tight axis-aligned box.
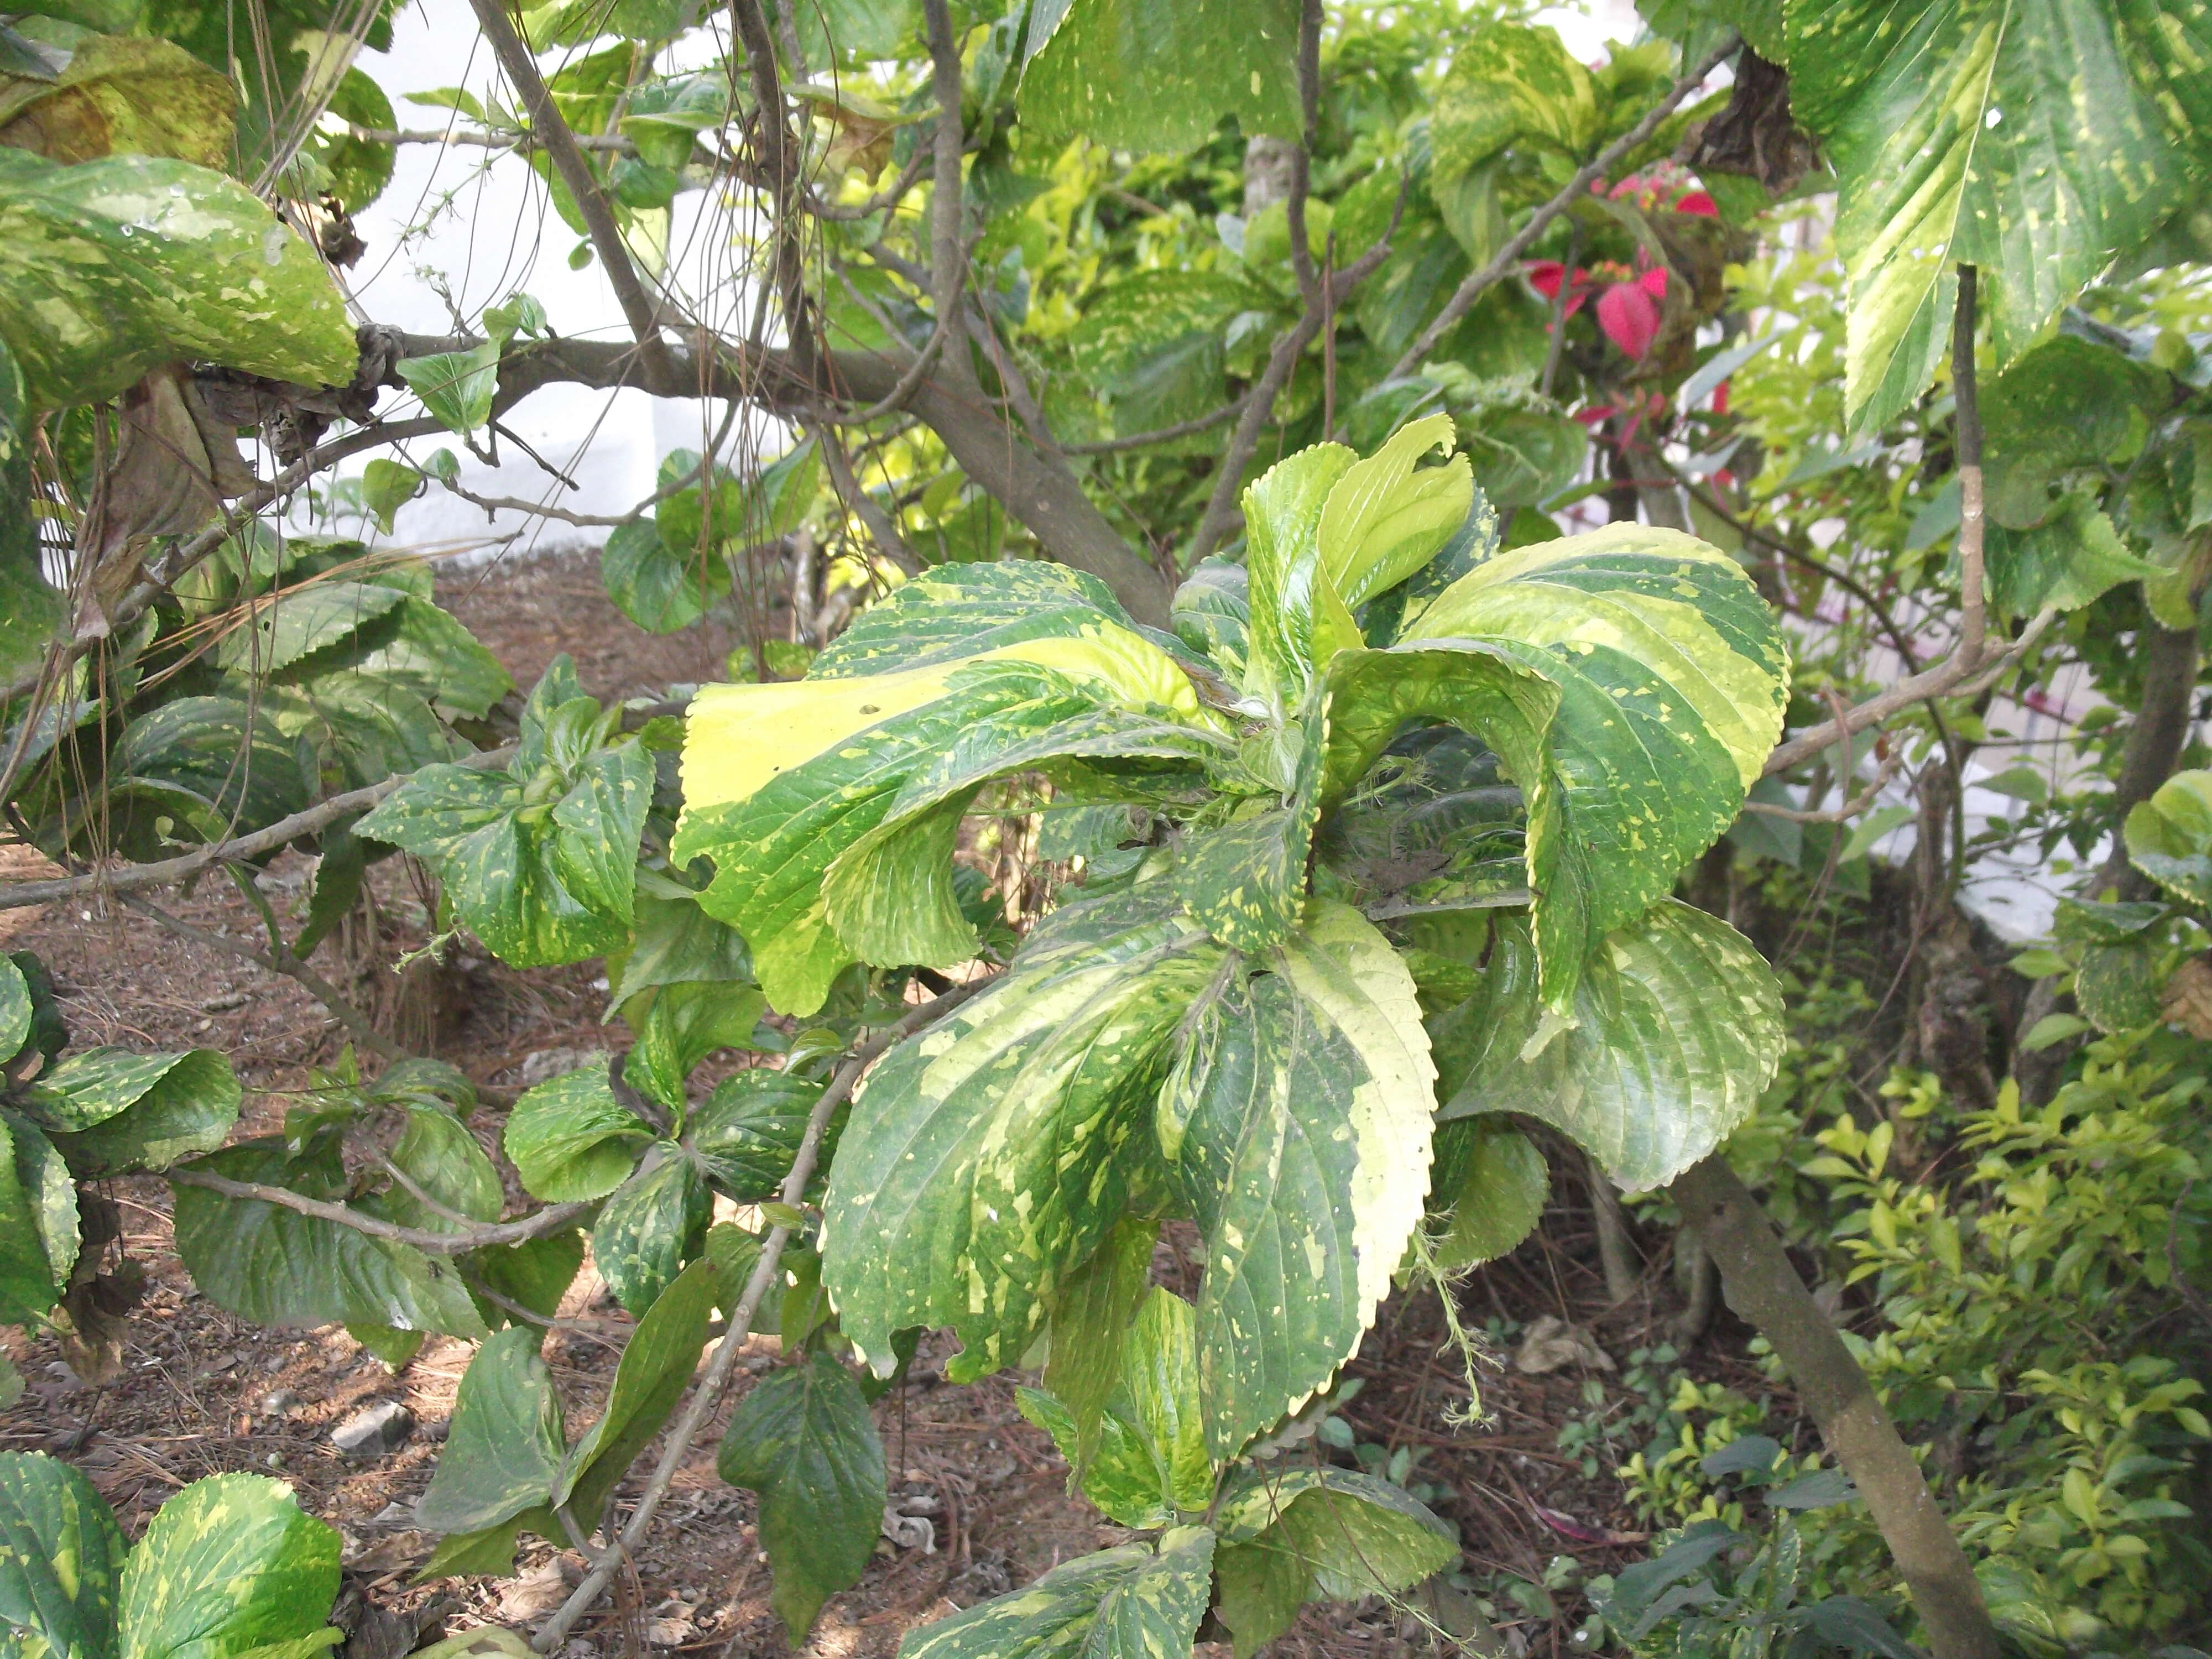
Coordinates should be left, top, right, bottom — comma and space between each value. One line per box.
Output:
1596, 282, 1660, 359
1637, 267, 1669, 299
1674, 190, 1719, 217
1528, 260, 1567, 298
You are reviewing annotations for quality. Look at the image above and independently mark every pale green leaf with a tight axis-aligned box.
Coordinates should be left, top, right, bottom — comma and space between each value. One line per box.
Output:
0, 149, 356, 411
359, 460, 422, 536
1242, 442, 1359, 707
1013, 1385, 1175, 1529
1019, 0, 1299, 152
1430, 20, 1598, 180
716, 1354, 886, 1644
1120, 1288, 1212, 1514
1317, 414, 1476, 609
396, 343, 499, 436
0, 953, 30, 1068
1213, 1467, 1455, 1602
0, 34, 234, 168
119, 1475, 339, 1659
2126, 769, 2212, 906
1433, 901, 1783, 1190
896, 1527, 1214, 1659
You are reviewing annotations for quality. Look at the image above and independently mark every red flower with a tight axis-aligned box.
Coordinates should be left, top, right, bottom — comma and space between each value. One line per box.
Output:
1673, 190, 1719, 217
1596, 281, 1660, 358
1527, 260, 1591, 317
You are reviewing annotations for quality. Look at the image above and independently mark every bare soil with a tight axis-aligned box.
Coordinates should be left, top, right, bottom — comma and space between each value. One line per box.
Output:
2, 547, 1770, 1659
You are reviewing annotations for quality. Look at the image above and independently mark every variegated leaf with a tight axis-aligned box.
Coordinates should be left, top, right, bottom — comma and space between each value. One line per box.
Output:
502, 1065, 651, 1203
1317, 414, 1476, 609
1165, 900, 1434, 1458
897, 1527, 1215, 1659
1788, 0, 2212, 427
673, 629, 1217, 1016
2126, 769, 2212, 907
1432, 900, 1783, 1190
0, 1452, 126, 1659
1403, 525, 1787, 999
23, 1047, 240, 1177
810, 562, 1141, 678
591, 1146, 708, 1315
0, 149, 356, 411
118, 1475, 340, 1659
821, 885, 1226, 1382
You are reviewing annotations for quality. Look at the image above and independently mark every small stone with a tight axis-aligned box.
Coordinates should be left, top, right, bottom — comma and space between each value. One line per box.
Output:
509, 1046, 596, 1088
261, 1388, 304, 1416
331, 1401, 415, 1459
201, 992, 247, 1012
263, 1452, 285, 1470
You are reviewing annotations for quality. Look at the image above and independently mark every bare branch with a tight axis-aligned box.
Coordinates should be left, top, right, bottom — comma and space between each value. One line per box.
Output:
166, 1167, 593, 1255
529, 978, 990, 1653
1386, 35, 1739, 380
1952, 265, 1987, 665
466, 0, 676, 375
344, 123, 639, 154
1063, 396, 1249, 455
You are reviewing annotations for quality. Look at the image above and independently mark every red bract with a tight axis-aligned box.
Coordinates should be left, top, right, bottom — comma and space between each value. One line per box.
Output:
1637, 267, 1668, 299
1597, 280, 1660, 358
1528, 260, 1590, 317
1674, 189, 1719, 217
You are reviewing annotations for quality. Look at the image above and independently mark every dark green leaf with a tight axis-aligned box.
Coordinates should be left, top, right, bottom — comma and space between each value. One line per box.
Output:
171, 1141, 488, 1339
1427, 1117, 1548, 1271
0, 1110, 76, 1323
601, 516, 724, 634
216, 583, 408, 675
622, 982, 768, 1113
415, 1327, 566, 1537
716, 1354, 887, 1643
27, 1047, 240, 1176
591, 1148, 707, 1315
0, 338, 62, 688
0, 952, 29, 1067
1173, 697, 1324, 954
1212, 1466, 1455, 1599
1983, 494, 2158, 619
683, 1070, 826, 1202
0, 1451, 127, 1659
1162, 901, 1435, 1458
822, 886, 1225, 1384
555, 1256, 717, 1524
1039, 1214, 1156, 1478
383, 1106, 502, 1235
467, 1229, 585, 1330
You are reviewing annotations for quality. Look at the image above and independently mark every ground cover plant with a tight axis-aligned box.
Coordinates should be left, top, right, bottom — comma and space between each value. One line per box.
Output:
3, 1, 2212, 1656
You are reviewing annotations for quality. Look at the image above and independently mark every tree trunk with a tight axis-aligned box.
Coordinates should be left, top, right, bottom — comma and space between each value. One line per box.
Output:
1670, 1155, 2001, 1659
1588, 1154, 1644, 1303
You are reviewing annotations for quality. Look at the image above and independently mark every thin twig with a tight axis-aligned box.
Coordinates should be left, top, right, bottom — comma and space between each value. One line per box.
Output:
165, 1169, 593, 1254
1386, 35, 1739, 380
529, 978, 989, 1653
467, 0, 676, 377
115, 891, 408, 1063
815, 421, 922, 573
730, 0, 819, 381
345, 123, 641, 154
0, 744, 517, 912
805, 147, 931, 221
1062, 397, 1248, 455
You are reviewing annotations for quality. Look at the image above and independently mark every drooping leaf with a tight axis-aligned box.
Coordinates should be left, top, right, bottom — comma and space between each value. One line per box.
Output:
1402, 524, 1789, 998
118, 1475, 340, 1659
1427, 1117, 1548, 1271
382, 1106, 502, 1236
1433, 901, 1784, 1190
171, 1141, 488, 1338
1039, 1214, 1156, 1480
682, 1070, 826, 1202
0, 148, 356, 411
903, 1527, 1214, 1659
716, 1354, 887, 1643
554, 1256, 717, 1524
0, 1110, 77, 1323
1019, 0, 1298, 153
0, 33, 234, 166
1117, 1288, 1213, 1514
622, 982, 769, 1114
1013, 1385, 1177, 1528
600, 515, 725, 634
1787, 0, 2212, 426
1164, 900, 1435, 1458
822, 885, 1226, 1382
591, 1148, 707, 1316
501, 1065, 651, 1203
1213, 1466, 1456, 1605
2126, 769, 2212, 907
672, 632, 1215, 1015
607, 886, 754, 1008
25, 1047, 240, 1176
0, 1452, 128, 1659
414, 1327, 566, 1537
